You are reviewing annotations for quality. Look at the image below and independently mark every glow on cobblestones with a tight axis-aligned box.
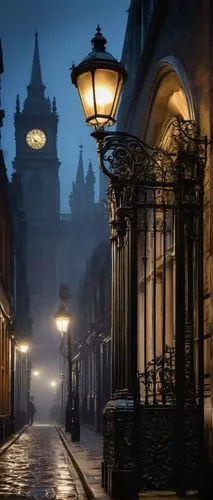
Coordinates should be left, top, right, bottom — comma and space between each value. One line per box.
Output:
0, 425, 86, 498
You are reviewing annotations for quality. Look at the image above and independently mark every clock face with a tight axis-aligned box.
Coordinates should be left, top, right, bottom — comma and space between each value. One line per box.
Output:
26, 129, 46, 150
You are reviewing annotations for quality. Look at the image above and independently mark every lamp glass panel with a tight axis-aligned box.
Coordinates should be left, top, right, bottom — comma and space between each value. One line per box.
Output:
77, 71, 94, 120
111, 78, 123, 117
93, 68, 119, 125
55, 317, 69, 334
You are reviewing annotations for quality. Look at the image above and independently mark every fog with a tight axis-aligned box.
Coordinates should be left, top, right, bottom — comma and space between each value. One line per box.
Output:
1, 0, 129, 421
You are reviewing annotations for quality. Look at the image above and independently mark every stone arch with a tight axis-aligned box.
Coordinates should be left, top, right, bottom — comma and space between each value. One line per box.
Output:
144, 56, 197, 147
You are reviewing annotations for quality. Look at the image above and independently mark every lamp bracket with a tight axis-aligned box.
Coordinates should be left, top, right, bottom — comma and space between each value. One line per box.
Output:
91, 117, 208, 187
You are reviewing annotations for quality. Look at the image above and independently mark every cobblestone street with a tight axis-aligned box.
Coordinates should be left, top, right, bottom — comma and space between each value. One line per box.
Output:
0, 425, 86, 499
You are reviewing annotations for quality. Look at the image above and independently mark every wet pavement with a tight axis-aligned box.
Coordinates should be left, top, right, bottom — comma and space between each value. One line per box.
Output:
58, 426, 110, 499
0, 424, 87, 499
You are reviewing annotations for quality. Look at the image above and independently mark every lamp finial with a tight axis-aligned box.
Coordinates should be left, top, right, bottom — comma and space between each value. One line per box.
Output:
91, 25, 107, 52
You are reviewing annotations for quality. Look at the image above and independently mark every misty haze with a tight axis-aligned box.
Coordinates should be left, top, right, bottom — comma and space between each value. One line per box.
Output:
0, 1, 211, 499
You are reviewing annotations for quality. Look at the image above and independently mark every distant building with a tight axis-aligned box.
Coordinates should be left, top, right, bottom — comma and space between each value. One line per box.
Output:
0, 39, 32, 439
9, 172, 32, 430
73, 242, 111, 432
12, 33, 108, 415
0, 39, 14, 440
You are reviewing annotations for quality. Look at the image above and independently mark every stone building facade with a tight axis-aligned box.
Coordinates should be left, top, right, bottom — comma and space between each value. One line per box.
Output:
114, 0, 213, 491
0, 40, 13, 439
9, 172, 32, 430
0, 40, 31, 439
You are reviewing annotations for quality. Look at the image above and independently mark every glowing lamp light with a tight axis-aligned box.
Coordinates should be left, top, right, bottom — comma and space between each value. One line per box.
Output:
33, 370, 39, 377
54, 304, 70, 334
71, 25, 127, 129
19, 343, 29, 354
50, 381, 57, 388
85, 86, 113, 107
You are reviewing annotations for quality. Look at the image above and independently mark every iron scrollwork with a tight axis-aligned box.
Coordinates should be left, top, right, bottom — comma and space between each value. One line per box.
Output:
92, 117, 207, 189
92, 129, 176, 189
137, 345, 176, 405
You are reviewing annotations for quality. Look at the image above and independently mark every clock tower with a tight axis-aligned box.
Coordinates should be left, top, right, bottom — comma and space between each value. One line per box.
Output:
13, 33, 60, 387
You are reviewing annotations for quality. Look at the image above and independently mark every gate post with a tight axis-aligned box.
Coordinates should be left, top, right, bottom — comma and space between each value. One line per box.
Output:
102, 184, 139, 500
175, 168, 187, 495
175, 128, 206, 495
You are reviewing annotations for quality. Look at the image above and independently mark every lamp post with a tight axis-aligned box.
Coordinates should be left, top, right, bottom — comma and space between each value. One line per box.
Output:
18, 341, 30, 426
71, 26, 206, 500
54, 304, 80, 441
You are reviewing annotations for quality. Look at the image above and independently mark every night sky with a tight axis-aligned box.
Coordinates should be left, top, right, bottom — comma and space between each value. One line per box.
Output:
1, 0, 129, 212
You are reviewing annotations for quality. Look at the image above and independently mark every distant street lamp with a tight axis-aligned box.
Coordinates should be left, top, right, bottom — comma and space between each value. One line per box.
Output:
32, 370, 39, 377
18, 341, 30, 427
50, 381, 57, 388
19, 342, 29, 354
54, 304, 80, 442
54, 304, 70, 334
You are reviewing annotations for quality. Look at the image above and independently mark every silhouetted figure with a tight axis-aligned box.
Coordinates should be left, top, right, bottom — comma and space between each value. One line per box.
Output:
28, 399, 36, 425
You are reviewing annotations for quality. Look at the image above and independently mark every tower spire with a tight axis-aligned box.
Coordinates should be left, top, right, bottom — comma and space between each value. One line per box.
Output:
16, 94, 20, 113
85, 159, 95, 206
75, 144, 85, 187
30, 32, 44, 89
23, 33, 50, 114
69, 145, 86, 214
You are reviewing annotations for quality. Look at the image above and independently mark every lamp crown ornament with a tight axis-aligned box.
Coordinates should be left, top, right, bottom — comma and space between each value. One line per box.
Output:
91, 25, 107, 53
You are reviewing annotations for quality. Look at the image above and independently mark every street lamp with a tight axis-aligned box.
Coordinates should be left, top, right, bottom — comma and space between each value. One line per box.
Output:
71, 26, 207, 500
19, 342, 29, 354
18, 341, 30, 427
54, 304, 70, 334
54, 304, 80, 442
71, 24, 127, 129
32, 370, 39, 377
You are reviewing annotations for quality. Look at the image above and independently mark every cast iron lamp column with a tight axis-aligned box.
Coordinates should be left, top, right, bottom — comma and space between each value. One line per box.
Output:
19, 342, 30, 426
10, 334, 15, 433
54, 304, 80, 441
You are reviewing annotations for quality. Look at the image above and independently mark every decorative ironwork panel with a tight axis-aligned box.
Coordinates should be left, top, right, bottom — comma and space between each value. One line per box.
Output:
139, 407, 176, 491
103, 408, 115, 467
183, 408, 203, 490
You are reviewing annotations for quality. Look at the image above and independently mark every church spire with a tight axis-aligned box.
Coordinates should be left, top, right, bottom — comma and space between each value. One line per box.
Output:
29, 32, 44, 90
16, 94, 20, 113
75, 144, 85, 188
69, 145, 86, 214
52, 96, 57, 114
23, 33, 50, 114
85, 159, 95, 206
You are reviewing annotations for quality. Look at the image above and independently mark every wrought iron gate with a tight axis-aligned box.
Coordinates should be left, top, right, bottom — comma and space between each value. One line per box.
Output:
136, 118, 206, 492
95, 117, 207, 496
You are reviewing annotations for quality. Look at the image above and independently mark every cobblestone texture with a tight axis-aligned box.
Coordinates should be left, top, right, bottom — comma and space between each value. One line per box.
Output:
0, 424, 86, 499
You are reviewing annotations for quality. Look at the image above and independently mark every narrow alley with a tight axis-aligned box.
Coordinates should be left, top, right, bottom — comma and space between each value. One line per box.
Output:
0, 425, 86, 499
